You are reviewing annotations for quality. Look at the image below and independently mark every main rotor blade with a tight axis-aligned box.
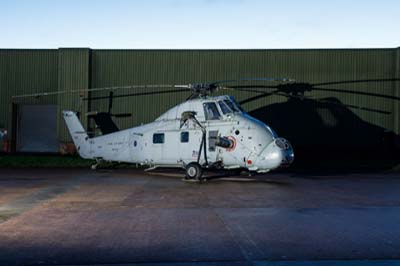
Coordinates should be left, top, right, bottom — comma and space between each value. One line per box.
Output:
312, 87, 400, 101
84, 88, 189, 101
12, 84, 178, 99
212, 77, 293, 85
223, 85, 280, 90
312, 78, 400, 87
221, 85, 279, 94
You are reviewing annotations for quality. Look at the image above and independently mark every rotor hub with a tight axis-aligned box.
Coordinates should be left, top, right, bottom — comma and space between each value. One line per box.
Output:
189, 83, 218, 97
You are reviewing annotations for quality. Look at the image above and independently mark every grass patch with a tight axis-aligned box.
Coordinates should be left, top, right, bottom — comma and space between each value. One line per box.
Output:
0, 154, 95, 168
0, 154, 142, 169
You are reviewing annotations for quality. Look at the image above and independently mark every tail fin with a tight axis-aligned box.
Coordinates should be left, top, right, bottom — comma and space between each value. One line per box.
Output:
63, 111, 91, 159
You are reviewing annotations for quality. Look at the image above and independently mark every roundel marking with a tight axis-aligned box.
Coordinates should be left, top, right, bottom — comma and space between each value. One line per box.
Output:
226, 136, 236, 152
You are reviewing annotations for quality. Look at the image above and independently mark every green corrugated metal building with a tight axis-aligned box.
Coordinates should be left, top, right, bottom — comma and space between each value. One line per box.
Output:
0, 48, 399, 153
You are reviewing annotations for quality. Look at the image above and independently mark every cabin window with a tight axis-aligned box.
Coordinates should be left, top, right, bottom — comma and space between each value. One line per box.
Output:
134, 140, 137, 147
181, 131, 189, 143
218, 101, 233, 114
203, 102, 221, 120
153, 133, 164, 144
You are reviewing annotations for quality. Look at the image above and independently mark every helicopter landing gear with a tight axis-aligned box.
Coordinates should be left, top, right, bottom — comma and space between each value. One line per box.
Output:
184, 162, 204, 181
91, 158, 103, 170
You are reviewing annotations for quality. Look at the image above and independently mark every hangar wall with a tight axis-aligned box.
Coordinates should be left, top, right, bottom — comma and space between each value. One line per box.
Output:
57, 48, 90, 143
0, 49, 58, 132
0, 48, 399, 152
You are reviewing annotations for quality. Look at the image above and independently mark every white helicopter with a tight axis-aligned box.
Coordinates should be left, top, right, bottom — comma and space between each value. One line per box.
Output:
63, 78, 294, 180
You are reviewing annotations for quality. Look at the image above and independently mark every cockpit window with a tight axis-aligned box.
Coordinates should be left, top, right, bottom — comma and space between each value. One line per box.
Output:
223, 99, 240, 112
218, 101, 232, 114
229, 97, 244, 112
203, 102, 221, 120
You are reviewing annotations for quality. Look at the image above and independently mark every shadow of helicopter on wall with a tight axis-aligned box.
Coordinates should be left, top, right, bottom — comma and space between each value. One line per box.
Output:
232, 79, 400, 173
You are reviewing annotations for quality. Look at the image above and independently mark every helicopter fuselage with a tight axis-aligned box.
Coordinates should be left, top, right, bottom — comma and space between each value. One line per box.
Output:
64, 95, 294, 176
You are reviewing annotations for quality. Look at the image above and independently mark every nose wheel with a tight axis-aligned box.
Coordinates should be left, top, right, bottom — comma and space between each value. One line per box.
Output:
185, 162, 204, 181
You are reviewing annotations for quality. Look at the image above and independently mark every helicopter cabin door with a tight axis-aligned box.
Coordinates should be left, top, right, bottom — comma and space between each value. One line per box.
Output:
151, 131, 180, 165
202, 102, 222, 164
178, 129, 204, 163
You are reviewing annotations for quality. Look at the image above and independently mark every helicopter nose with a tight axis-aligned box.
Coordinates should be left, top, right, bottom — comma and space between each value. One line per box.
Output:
253, 138, 294, 170
275, 138, 294, 166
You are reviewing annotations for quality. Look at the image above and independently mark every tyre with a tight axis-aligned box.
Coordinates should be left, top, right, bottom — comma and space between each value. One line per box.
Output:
185, 162, 203, 180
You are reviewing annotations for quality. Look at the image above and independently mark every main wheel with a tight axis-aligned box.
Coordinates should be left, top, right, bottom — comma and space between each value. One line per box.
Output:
185, 162, 203, 180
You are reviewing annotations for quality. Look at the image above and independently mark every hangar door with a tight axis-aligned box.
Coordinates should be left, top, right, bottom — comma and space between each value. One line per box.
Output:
17, 105, 58, 152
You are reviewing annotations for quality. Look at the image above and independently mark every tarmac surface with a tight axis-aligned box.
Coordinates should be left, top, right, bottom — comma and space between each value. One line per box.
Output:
0, 168, 400, 266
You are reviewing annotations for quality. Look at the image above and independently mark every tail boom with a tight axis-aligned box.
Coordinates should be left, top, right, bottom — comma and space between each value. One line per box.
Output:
63, 110, 92, 159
